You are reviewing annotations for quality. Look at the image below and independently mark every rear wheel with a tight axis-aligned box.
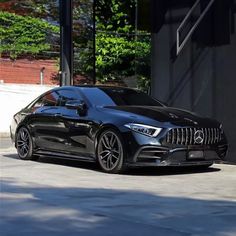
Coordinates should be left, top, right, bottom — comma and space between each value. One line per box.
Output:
97, 129, 126, 174
16, 127, 36, 160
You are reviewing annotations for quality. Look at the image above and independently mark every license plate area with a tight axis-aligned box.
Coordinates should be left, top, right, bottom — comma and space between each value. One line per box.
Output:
188, 150, 204, 160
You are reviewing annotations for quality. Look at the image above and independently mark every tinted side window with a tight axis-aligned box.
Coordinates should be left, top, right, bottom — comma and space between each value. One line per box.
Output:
57, 89, 82, 106
32, 97, 44, 108
42, 92, 59, 106
31, 91, 59, 109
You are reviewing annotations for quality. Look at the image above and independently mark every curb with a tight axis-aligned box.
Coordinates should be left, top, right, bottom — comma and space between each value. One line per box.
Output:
0, 133, 10, 138
0, 148, 15, 153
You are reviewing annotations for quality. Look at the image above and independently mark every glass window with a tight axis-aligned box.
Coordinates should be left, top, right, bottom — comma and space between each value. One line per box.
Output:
31, 97, 45, 109
82, 87, 163, 107
89, 0, 151, 92
57, 89, 82, 106
73, 0, 94, 84
31, 91, 59, 108
0, 0, 60, 85
42, 92, 60, 106
73, 0, 151, 90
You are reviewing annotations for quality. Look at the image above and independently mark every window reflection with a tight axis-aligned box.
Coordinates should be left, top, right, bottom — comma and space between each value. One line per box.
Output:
94, 0, 151, 91
0, 0, 60, 85
0, 0, 152, 89
73, 0, 94, 85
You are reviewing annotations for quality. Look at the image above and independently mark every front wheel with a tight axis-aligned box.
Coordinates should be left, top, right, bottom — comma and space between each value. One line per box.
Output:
16, 127, 36, 160
97, 129, 126, 174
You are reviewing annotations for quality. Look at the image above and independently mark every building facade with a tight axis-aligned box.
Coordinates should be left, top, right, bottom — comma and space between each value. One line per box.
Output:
150, 0, 236, 160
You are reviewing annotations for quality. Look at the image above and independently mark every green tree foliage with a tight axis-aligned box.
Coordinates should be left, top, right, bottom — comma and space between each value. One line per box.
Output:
96, 0, 151, 90
0, 0, 59, 22
73, 0, 151, 90
96, 33, 150, 82
73, 0, 94, 81
1, 0, 151, 90
95, 0, 135, 33
0, 11, 59, 59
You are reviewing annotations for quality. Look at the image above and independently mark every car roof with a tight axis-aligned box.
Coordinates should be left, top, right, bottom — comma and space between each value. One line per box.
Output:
52, 85, 135, 91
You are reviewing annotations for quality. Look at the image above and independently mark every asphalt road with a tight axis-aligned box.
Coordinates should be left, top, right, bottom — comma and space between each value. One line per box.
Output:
0, 147, 236, 236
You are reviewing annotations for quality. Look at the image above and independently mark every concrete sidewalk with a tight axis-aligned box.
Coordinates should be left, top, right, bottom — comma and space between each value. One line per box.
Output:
0, 137, 14, 152
1, 151, 236, 236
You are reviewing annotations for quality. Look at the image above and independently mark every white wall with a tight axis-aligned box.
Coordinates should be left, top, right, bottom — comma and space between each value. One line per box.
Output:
0, 84, 56, 136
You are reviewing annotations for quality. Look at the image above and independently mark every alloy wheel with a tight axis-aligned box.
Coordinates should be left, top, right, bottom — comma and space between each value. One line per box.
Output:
17, 128, 31, 159
97, 130, 123, 172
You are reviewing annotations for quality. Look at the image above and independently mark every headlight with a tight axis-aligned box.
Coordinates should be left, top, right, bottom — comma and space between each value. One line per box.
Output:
124, 123, 162, 137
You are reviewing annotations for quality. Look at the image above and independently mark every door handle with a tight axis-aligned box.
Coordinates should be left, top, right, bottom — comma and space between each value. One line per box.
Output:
54, 113, 61, 117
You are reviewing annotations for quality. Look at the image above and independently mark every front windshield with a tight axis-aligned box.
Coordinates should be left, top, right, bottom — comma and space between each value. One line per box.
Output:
81, 87, 164, 107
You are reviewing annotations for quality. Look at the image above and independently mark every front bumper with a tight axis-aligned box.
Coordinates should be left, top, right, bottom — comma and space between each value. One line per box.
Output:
122, 130, 228, 167
128, 145, 228, 167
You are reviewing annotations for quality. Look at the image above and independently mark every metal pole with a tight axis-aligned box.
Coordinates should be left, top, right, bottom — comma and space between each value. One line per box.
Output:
93, 0, 96, 85
40, 67, 45, 85
59, 0, 73, 86
135, 0, 138, 84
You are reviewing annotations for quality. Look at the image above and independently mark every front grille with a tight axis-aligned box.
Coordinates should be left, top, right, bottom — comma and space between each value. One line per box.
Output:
166, 128, 221, 146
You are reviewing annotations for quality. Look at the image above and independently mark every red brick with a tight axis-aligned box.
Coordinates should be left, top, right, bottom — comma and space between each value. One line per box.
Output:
0, 58, 59, 85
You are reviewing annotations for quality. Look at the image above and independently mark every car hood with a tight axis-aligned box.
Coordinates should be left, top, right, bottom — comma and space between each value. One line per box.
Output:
104, 106, 219, 127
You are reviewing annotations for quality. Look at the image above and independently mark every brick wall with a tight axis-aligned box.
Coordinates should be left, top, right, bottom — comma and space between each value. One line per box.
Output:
0, 58, 59, 85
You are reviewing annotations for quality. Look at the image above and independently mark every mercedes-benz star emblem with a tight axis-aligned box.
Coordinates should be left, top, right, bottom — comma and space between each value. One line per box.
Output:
194, 130, 204, 144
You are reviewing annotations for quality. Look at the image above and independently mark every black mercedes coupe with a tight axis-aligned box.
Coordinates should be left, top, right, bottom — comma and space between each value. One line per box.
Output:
10, 86, 228, 173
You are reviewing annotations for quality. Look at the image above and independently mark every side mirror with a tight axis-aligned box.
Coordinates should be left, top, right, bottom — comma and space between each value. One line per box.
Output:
65, 100, 87, 116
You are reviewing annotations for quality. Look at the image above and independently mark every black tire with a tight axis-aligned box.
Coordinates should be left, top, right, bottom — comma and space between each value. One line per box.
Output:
186, 163, 213, 171
96, 129, 126, 174
195, 163, 213, 170
16, 127, 37, 160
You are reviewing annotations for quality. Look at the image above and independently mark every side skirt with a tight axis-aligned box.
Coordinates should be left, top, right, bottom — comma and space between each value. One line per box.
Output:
35, 150, 96, 163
